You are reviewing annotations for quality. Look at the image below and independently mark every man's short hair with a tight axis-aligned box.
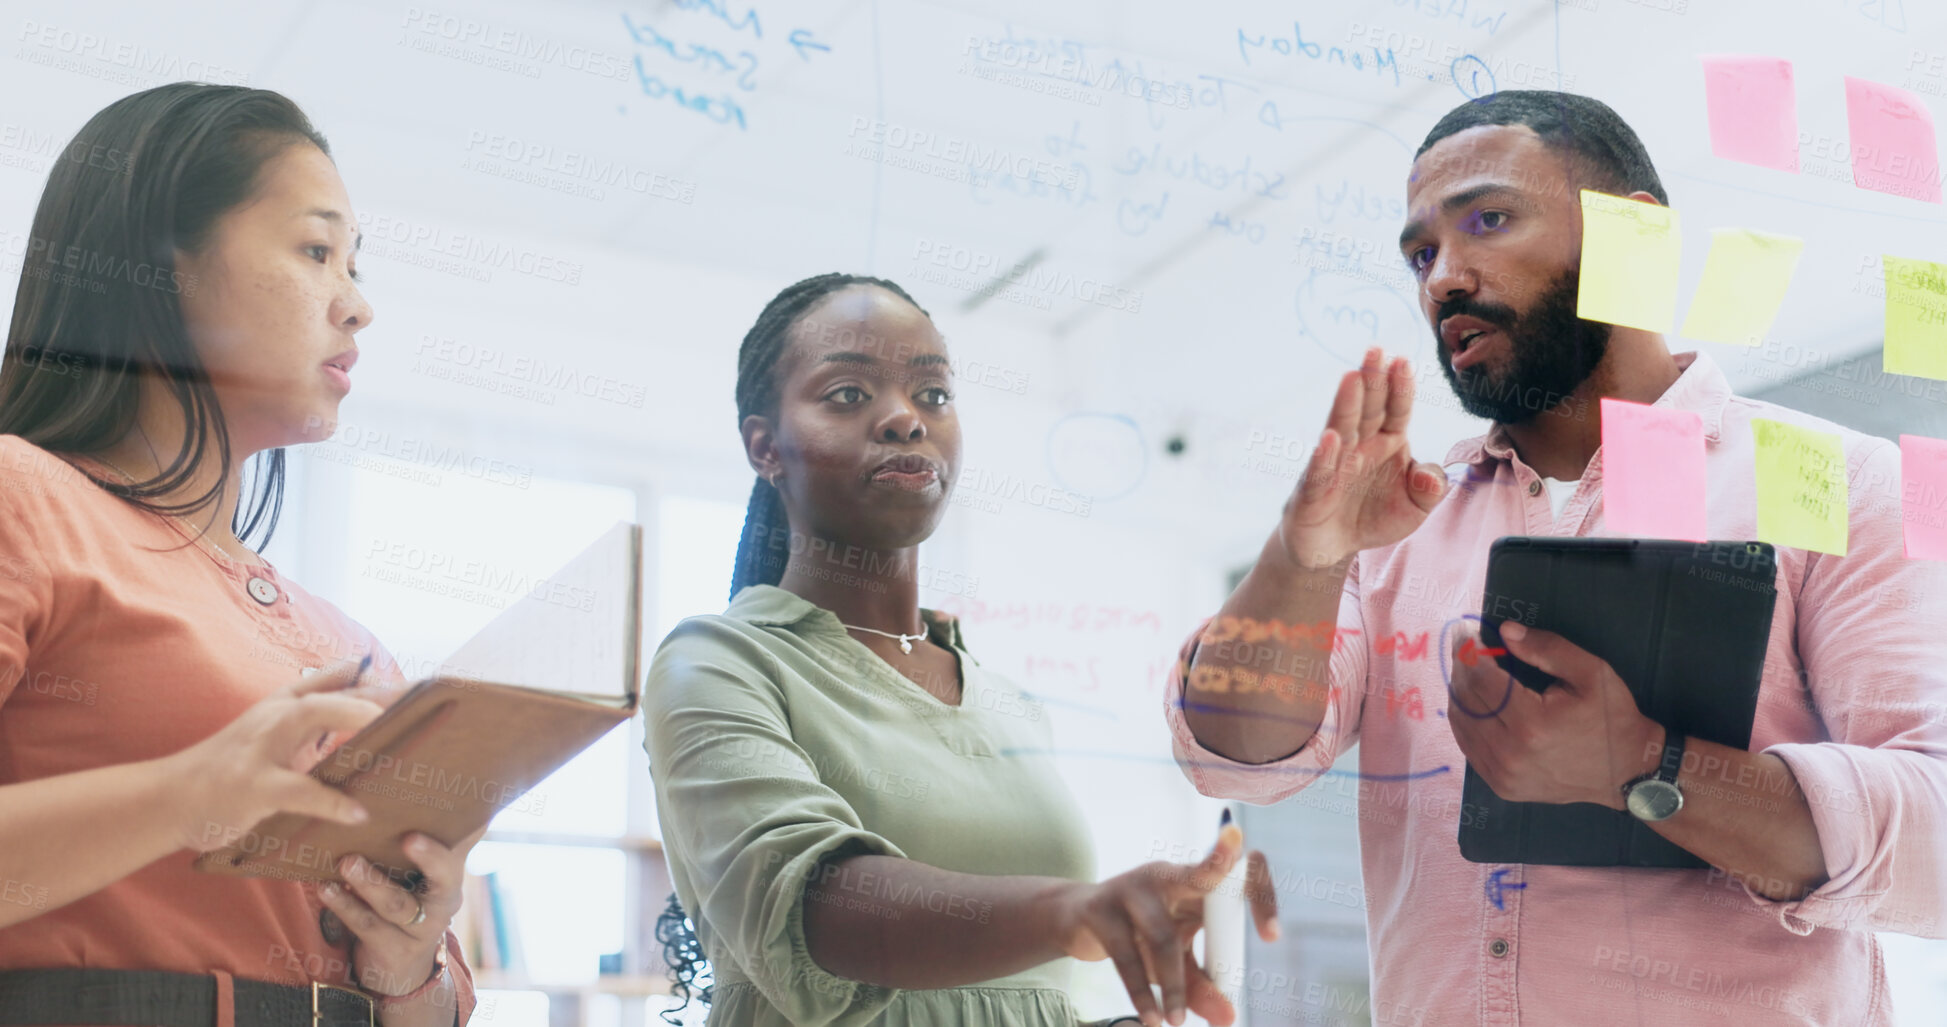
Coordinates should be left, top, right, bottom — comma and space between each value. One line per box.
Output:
1415, 91, 1668, 205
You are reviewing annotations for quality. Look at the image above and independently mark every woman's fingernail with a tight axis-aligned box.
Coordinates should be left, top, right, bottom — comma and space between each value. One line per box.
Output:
321, 883, 339, 899
1500, 621, 1527, 641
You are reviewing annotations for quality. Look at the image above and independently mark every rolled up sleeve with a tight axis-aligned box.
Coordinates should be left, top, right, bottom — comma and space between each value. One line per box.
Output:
1753, 440, 1947, 938
1163, 556, 1370, 804
644, 619, 908, 1026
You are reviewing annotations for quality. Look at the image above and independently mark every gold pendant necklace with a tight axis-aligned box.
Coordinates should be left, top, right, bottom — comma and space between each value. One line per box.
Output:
96, 455, 281, 603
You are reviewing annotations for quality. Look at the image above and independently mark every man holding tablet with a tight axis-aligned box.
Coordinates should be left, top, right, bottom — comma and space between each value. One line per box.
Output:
1165, 91, 1945, 1024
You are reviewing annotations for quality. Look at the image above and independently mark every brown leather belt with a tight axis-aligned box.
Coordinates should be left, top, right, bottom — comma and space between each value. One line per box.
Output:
0, 968, 373, 1026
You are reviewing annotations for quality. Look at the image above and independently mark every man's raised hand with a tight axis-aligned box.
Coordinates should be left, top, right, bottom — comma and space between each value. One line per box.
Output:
1275, 347, 1448, 571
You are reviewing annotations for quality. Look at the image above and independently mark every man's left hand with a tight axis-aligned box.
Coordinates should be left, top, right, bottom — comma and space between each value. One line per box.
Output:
1447, 620, 1661, 809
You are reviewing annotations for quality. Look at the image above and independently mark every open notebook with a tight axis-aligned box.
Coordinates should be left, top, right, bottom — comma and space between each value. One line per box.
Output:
195, 521, 642, 887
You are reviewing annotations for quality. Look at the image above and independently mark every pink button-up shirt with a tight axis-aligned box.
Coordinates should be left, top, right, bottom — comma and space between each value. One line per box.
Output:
1165, 352, 1947, 1025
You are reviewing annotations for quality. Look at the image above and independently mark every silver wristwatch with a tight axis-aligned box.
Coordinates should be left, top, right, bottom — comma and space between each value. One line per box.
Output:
1622, 727, 1685, 822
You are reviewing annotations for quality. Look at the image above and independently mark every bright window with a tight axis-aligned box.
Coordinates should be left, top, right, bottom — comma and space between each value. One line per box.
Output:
655, 494, 749, 640
336, 458, 637, 988
327, 470, 756, 1020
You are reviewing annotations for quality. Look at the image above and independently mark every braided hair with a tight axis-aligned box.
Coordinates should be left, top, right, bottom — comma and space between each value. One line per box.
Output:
655, 273, 932, 1019
726, 272, 932, 603
653, 893, 710, 1022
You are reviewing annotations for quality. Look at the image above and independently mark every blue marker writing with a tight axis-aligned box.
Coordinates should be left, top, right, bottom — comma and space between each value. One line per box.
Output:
668, 0, 761, 39
1486, 867, 1526, 910
1451, 54, 1496, 103
631, 54, 749, 129
788, 28, 829, 60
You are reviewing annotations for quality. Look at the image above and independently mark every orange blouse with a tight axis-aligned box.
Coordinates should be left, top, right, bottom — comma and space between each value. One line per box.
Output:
0, 435, 475, 1022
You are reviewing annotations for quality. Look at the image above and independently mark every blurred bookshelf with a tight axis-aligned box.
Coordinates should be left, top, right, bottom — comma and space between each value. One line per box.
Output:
315, 468, 751, 1027
471, 971, 677, 1027
453, 759, 683, 1027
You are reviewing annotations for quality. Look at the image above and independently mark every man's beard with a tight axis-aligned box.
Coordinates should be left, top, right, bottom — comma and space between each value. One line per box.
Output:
1436, 267, 1611, 425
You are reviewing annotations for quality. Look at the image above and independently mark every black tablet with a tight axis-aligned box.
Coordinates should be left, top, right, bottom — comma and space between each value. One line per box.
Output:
1456, 537, 1778, 867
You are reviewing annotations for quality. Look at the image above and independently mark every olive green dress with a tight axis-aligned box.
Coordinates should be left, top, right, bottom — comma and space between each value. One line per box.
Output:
643, 584, 1098, 1026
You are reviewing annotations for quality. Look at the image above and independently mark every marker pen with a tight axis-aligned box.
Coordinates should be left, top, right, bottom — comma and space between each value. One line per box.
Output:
1203, 805, 1248, 1009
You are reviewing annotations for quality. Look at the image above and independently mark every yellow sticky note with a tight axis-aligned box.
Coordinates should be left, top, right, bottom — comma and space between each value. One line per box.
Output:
1577, 190, 1682, 333
1681, 229, 1804, 346
1752, 418, 1848, 556
1883, 255, 1947, 382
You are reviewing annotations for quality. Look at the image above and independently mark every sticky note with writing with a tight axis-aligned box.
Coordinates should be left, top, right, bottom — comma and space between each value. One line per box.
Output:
1680, 229, 1804, 346
1883, 255, 1947, 382
1844, 77, 1942, 203
1700, 56, 1798, 173
1577, 190, 1682, 333
1901, 434, 1947, 560
1752, 418, 1848, 556
1600, 398, 1707, 541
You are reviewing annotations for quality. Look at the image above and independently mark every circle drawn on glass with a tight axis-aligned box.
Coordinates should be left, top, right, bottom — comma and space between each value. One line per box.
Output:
1045, 412, 1148, 502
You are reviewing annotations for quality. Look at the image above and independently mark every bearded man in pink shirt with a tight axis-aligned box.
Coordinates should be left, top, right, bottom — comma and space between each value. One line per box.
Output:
1165, 91, 1946, 1025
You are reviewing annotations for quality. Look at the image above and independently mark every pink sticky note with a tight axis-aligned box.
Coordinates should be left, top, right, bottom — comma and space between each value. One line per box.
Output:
1845, 77, 1942, 203
1601, 398, 1708, 541
1901, 434, 1947, 560
1701, 55, 1798, 173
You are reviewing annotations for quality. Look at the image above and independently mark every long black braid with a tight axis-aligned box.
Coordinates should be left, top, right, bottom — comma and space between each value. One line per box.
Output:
656, 273, 931, 1020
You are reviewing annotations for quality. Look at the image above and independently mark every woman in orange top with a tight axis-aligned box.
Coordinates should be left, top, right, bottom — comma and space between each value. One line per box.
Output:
0, 84, 479, 1025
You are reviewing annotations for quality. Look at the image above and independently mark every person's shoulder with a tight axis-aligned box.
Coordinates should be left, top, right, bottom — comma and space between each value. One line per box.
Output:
1723, 392, 1885, 448
1721, 392, 1897, 471
655, 584, 825, 672
1721, 392, 1916, 565
656, 609, 778, 652
0, 435, 104, 536
0, 435, 95, 498
647, 612, 785, 698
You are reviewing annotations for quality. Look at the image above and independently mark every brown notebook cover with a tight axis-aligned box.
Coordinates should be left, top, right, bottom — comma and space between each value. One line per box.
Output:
195, 522, 642, 887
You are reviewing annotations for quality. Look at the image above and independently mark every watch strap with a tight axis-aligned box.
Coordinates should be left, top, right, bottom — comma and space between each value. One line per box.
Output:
1655, 728, 1686, 785
1620, 723, 1683, 796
